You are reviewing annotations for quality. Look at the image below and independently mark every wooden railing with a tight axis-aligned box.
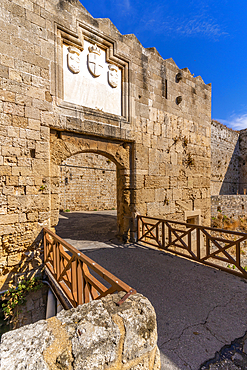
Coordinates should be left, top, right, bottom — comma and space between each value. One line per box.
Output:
44, 228, 135, 308
137, 215, 247, 279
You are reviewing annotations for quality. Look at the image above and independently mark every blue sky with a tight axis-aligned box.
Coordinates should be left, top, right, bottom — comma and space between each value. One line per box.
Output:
79, 0, 247, 131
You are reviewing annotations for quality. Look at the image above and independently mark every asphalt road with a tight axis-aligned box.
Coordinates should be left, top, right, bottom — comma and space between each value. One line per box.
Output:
56, 211, 247, 370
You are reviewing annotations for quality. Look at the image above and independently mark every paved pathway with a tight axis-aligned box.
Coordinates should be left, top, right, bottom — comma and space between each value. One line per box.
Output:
56, 211, 247, 370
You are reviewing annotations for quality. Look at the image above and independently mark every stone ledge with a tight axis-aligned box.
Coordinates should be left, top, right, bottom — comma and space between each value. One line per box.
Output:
0, 292, 160, 370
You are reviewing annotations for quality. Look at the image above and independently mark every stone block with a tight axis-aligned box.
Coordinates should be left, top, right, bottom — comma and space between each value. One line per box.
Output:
0, 64, 9, 78
1, 293, 160, 370
0, 166, 11, 176
149, 148, 159, 176
2, 186, 15, 195
147, 201, 160, 217
26, 129, 40, 141
145, 176, 169, 189
0, 90, 15, 102
12, 116, 28, 128
27, 119, 40, 130
25, 107, 41, 120
2, 146, 21, 157
3, 102, 24, 116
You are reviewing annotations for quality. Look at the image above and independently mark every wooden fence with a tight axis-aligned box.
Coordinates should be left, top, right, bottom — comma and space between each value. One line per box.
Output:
137, 215, 247, 279
44, 228, 135, 308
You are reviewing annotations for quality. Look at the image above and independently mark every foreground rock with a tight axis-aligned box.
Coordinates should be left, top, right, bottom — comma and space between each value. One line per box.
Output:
0, 292, 160, 370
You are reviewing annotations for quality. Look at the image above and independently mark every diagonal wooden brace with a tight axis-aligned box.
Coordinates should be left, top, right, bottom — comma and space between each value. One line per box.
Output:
116, 289, 137, 306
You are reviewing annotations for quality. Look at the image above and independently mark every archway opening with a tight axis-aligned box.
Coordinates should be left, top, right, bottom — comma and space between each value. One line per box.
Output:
55, 152, 119, 247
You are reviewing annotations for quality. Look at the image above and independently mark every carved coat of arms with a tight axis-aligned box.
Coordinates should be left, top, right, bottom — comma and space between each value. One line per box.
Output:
87, 44, 103, 77
108, 64, 119, 88
67, 46, 81, 74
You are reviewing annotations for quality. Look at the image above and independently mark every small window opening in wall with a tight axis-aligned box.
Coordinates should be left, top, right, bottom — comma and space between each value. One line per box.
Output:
56, 131, 62, 139
242, 205, 244, 210
164, 79, 168, 99
30, 149, 35, 158
217, 206, 221, 212
102, 170, 105, 174
65, 177, 68, 185
187, 216, 199, 225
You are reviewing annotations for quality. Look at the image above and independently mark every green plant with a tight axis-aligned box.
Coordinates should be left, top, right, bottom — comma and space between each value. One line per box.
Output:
39, 184, 47, 191
65, 209, 70, 212
1, 277, 43, 321
212, 216, 216, 220
111, 207, 115, 210
94, 209, 97, 211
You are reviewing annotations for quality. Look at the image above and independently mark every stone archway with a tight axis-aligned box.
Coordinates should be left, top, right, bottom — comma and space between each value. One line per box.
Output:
50, 130, 134, 241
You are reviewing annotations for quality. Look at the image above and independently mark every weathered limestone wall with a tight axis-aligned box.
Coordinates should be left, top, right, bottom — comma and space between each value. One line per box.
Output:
211, 120, 240, 196
211, 195, 247, 218
210, 122, 247, 222
0, 292, 161, 370
59, 153, 117, 211
0, 0, 211, 289
239, 129, 247, 194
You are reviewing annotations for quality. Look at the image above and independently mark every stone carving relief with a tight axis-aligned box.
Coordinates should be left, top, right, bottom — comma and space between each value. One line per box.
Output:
87, 44, 103, 77
67, 46, 81, 74
63, 39, 122, 116
108, 64, 119, 88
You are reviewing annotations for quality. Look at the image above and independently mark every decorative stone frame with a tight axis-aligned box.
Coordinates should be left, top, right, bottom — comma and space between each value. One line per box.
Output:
53, 22, 131, 122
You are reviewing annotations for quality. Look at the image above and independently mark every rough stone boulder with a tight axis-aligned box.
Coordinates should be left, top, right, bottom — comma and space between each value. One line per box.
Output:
0, 292, 160, 370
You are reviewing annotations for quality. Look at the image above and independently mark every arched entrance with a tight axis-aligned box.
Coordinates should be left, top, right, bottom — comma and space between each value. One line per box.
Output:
50, 130, 134, 241
59, 152, 117, 212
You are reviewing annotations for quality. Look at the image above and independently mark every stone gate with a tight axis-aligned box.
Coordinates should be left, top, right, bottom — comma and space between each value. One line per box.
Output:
50, 130, 134, 240
0, 0, 211, 289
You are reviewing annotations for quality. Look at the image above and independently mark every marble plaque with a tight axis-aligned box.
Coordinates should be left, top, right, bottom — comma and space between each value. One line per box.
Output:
63, 40, 122, 116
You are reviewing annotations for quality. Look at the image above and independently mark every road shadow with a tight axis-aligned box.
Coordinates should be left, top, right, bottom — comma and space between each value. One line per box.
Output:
55, 210, 118, 243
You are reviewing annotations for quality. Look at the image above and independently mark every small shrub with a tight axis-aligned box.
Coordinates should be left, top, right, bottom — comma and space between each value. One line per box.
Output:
1, 277, 43, 322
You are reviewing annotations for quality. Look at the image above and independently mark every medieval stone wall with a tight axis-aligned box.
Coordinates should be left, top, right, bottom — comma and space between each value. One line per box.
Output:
210, 121, 247, 223
239, 129, 247, 194
1, 292, 161, 370
211, 195, 247, 218
0, 0, 211, 289
59, 153, 117, 211
211, 120, 240, 196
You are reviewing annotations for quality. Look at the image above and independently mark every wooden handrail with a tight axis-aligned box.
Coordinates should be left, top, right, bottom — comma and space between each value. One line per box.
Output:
43, 227, 136, 308
137, 215, 247, 279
